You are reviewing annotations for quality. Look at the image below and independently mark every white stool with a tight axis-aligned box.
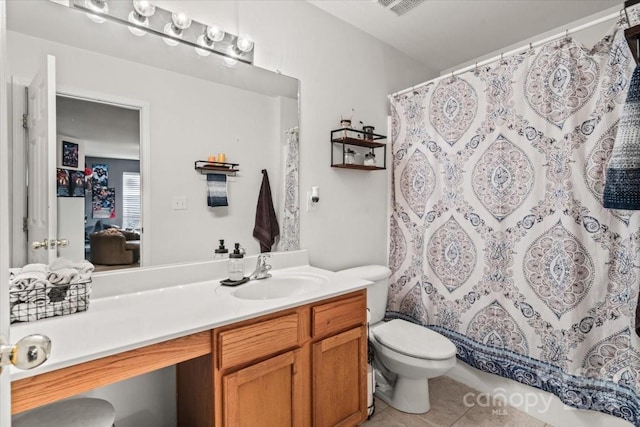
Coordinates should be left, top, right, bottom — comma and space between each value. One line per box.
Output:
13, 398, 115, 427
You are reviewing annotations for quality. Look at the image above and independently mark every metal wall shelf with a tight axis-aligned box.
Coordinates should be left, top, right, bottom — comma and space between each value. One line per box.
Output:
194, 160, 239, 175
330, 128, 387, 170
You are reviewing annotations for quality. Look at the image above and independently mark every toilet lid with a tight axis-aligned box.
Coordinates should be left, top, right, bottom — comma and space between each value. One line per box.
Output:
372, 319, 456, 360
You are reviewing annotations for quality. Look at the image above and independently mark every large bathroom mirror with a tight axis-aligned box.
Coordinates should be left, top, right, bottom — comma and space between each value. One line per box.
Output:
7, 0, 300, 272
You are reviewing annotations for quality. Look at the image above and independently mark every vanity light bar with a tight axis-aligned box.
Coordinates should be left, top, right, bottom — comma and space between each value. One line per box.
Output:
70, 0, 255, 65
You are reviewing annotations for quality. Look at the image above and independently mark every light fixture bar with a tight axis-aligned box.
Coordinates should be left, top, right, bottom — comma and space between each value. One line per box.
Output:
71, 0, 254, 65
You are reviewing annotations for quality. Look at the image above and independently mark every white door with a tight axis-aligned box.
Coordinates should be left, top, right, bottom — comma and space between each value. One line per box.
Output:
26, 55, 57, 264
1, 32, 54, 420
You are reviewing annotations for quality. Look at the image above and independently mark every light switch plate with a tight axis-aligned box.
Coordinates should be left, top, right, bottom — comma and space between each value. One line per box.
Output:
172, 196, 187, 210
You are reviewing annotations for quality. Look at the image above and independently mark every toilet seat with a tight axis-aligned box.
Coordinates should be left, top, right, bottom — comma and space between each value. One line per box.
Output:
372, 319, 456, 360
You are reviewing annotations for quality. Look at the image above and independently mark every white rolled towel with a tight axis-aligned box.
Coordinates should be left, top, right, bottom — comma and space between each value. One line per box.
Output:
75, 260, 95, 275
15, 280, 48, 303
49, 257, 74, 271
9, 291, 20, 304
33, 300, 48, 320
50, 258, 94, 273
48, 268, 81, 285
20, 263, 49, 274
10, 271, 48, 291
11, 301, 47, 322
52, 300, 75, 316
76, 299, 88, 312
49, 258, 94, 282
9, 267, 22, 279
44, 302, 56, 318
11, 303, 31, 322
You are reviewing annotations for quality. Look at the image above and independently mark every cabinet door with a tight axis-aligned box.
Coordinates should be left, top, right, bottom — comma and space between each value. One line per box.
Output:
312, 326, 367, 427
223, 349, 303, 427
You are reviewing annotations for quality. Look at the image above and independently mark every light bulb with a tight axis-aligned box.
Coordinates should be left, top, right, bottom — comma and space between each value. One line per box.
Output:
85, 0, 108, 24
171, 12, 191, 30
224, 46, 238, 67
195, 34, 213, 57
195, 25, 225, 57
236, 34, 254, 53
133, 0, 155, 17
206, 25, 225, 42
127, 11, 148, 37
163, 23, 181, 46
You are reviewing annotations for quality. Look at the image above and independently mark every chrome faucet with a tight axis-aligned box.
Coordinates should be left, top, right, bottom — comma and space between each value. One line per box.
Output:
250, 254, 272, 280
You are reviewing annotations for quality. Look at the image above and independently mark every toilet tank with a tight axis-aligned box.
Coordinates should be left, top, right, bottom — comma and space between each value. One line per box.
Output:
336, 265, 392, 324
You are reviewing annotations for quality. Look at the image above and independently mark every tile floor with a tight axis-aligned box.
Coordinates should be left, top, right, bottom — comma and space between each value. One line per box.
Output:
362, 376, 551, 427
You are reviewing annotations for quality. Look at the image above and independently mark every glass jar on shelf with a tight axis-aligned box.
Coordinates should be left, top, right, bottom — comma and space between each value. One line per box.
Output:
364, 152, 376, 167
344, 148, 356, 165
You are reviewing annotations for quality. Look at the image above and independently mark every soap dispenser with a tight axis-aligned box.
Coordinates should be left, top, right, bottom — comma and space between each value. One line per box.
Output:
214, 239, 229, 260
228, 243, 245, 281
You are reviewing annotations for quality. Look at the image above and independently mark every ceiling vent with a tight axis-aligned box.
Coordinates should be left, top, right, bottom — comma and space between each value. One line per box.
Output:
377, 0, 425, 16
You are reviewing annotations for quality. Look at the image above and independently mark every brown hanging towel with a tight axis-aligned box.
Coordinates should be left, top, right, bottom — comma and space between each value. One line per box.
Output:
253, 169, 280, 252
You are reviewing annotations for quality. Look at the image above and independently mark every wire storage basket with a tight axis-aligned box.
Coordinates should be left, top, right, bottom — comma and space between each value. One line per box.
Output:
10, 280, 91, 323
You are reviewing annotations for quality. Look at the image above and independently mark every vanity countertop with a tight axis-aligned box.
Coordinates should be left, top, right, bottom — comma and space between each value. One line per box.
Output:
9, 263, 371, 381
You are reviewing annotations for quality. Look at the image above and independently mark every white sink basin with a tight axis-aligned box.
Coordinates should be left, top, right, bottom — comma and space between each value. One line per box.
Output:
231, 272, 326, 300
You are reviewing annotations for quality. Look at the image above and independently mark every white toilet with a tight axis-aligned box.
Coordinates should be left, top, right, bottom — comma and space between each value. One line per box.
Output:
337, 265, 456, 414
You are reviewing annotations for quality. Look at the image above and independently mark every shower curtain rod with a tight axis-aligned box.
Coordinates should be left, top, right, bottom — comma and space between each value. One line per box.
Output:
390, 10, 622, 99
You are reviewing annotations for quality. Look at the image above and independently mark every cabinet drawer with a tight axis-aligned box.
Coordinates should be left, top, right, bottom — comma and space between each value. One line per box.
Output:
218, 312, 300, 370
312, 292, 366, 338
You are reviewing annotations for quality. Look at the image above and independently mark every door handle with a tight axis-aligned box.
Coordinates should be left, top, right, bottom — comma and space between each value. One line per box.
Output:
55, 239, 69, 248
31, 239, 49, 250
31, 238, 68, 249
0, 334, 51, 374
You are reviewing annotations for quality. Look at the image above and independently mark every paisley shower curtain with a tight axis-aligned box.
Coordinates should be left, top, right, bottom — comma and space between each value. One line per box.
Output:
388, 23, 640, 425
277, 127, 300, 251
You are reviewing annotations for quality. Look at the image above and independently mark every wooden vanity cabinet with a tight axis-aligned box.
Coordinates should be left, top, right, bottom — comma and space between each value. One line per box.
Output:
215, 309, 307, 427
176, 289, 367, 427
311, 294, 368, 427
222, 349, 304, 426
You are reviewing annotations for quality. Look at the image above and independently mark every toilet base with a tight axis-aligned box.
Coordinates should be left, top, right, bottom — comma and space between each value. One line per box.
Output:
375, 376, 430, 414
